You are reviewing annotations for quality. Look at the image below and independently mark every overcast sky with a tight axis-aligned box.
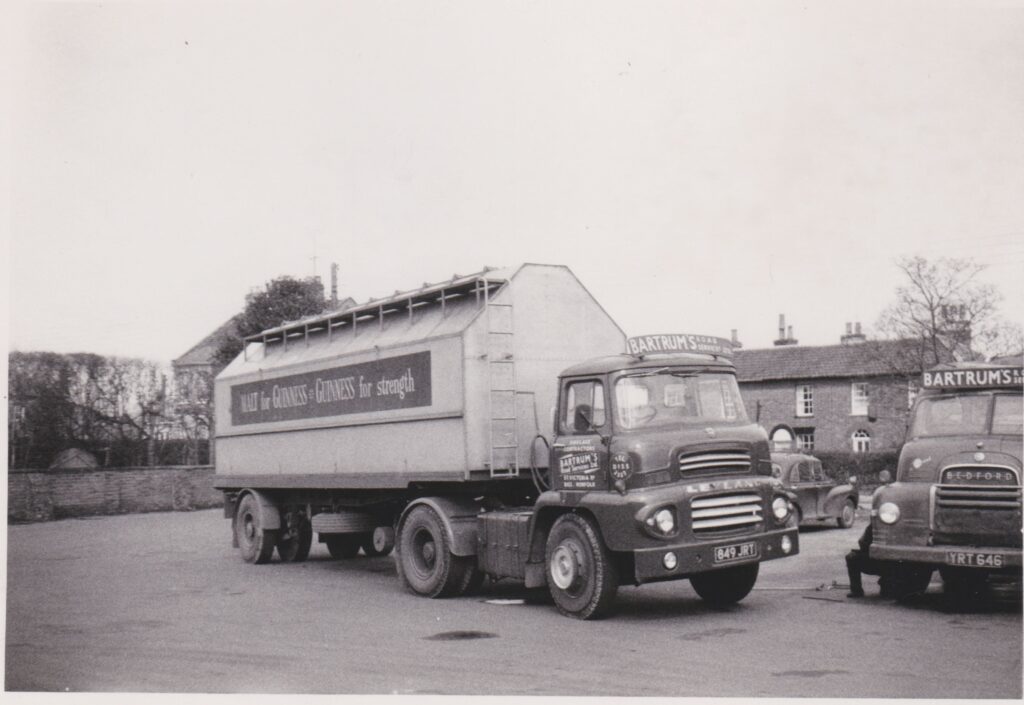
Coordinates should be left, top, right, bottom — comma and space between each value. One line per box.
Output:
6, 1, 1024, 364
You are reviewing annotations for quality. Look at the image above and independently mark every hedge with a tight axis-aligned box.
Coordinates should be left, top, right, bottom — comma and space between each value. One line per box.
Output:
813, 450, 899, 491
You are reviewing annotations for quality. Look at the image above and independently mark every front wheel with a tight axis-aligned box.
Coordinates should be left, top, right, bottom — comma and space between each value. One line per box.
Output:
235, 493, 277, 564
544, 513, 618, 619
837, 499, 856, 529
886, 565, 933, 601
690, 563, 759, 607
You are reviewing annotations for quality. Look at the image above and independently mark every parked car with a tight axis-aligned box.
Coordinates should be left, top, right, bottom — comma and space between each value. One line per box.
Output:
771, 452, 858, 529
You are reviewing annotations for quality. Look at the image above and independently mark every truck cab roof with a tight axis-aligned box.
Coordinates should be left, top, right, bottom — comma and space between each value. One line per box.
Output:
560, 353, 736, 378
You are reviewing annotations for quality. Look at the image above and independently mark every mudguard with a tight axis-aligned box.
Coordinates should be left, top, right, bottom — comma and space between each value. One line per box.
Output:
399, 496, 483, 557
823, 484, 857, 518
231, 488, 282, 548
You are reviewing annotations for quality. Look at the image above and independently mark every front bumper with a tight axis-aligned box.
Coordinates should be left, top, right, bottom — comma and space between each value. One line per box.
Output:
870, 543, 1022, 569
632, 526, 799, 584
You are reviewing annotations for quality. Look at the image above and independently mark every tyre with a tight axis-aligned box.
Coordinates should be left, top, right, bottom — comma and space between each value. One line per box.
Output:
544, 513, 619, 619
690, 563, 759, 607
837, 499, 856, 529
235, 493, 277, 564
325, 534, 362, 559
361, 532, 392, 557
888, 565, 933, 601
941, 568, 986, 610
276, 511, 312, 563
396, 505, 475, 598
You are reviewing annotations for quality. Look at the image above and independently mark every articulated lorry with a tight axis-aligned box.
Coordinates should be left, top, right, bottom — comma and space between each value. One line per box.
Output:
214, 264, 799, 618
870, 360, 1023, 603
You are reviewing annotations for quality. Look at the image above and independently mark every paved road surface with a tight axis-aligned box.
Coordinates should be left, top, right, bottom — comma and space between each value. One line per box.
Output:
5, 508, 1021, 696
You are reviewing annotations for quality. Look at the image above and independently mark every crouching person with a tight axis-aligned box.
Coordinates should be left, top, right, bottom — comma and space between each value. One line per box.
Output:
845, 524, 894, 598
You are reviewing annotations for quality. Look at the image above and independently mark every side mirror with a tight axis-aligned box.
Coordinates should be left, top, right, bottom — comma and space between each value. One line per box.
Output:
878, 470, 892, 484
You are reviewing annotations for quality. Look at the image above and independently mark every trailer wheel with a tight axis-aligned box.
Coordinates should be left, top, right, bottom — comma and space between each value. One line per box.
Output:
361, 532, 393, 557
837, 499, 856, 529
544, 513, 618, 619
276, 512, 312, 563
397, 505, 474, 598
325, 535, 362, 559
690, 563, 759, 607
235, 493, 277, 564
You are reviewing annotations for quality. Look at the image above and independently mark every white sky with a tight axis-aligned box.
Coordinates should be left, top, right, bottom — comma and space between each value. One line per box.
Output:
5, 0, 1024, 363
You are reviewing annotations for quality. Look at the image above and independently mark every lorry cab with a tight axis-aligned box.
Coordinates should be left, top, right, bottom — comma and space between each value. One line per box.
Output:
869, 361, 1023, 602
516, 334, 799, 618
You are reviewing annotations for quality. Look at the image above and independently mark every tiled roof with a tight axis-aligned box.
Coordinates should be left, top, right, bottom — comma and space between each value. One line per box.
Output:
734, 339, 940, 382
173, 316, 240, 368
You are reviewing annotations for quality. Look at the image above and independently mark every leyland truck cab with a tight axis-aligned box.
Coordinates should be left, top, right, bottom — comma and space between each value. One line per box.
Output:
869, 361, 1023, 603
509, 334, 800, 617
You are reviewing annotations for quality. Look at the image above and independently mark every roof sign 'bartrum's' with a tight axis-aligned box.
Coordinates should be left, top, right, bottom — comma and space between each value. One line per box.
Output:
921, 366, 1023, 390
626, 334, 734, 358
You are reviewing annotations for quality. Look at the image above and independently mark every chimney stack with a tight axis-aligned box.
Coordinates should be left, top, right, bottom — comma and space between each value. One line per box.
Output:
774, 314, 798, 346
330, 262, 339, 307
730, 329, 743, 349
841, 321, 866, 345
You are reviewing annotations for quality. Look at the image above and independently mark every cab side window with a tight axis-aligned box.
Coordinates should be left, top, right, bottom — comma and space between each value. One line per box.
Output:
563, 380, 606, 434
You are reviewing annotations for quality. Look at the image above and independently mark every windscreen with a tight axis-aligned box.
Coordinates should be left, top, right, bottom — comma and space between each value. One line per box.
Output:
614, 371, 747, 430
910, 393, 1001, 437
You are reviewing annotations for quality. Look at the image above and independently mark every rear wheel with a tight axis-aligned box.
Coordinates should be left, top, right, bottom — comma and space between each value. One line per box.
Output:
397, 505, 475, 598
690, 563, 759, 607
276, 510, 312, 563
837, 500, 856, 529
235, 493, 277, 564
544, 513, 618, 619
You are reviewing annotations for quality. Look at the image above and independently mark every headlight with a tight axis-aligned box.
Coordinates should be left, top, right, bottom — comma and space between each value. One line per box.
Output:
878, 502, 900, 524
654, 508, 675, 534
772, 496, 790, 521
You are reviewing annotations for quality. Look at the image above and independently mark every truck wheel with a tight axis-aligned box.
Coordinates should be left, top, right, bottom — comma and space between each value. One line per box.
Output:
235, 494, 277, 564
690, 563, 759, 607
361, 532, 392, 557
941, 568, 985, 610
276, 513, 312, 563
325, 534, 362, 559
888, 565, 933, 601
397, 505, 475, 598
837, 500, 856, 529
544, 513, 618, 619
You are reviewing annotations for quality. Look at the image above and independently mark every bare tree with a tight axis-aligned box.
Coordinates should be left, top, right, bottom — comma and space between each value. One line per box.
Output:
875, 256, 1016, 366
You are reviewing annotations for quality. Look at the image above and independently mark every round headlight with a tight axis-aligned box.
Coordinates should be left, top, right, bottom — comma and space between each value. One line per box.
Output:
772, 496, 790, 521
654, 508, 675, 534
878, 502, 901, 524
663, 552, 678, 570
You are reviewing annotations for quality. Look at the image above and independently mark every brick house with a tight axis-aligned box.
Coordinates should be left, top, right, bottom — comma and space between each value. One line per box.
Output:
733, 320, 948, 453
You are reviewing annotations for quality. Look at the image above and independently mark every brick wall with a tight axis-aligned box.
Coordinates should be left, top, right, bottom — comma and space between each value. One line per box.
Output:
740, 376, 911, 452
7, 466, 223, 523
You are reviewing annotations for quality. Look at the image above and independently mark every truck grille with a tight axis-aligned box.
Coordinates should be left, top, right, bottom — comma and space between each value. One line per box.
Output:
933, 483, 1022, 548
691, 492, 762, 533
677, 450, 751, 477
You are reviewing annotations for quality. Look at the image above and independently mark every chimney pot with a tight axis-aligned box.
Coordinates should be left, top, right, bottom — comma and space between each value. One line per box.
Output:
855, 322, 862, 335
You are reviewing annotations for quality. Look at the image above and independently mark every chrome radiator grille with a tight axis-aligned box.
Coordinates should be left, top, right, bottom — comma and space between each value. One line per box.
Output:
691, 492, 762, 533
677, 450, 751, 476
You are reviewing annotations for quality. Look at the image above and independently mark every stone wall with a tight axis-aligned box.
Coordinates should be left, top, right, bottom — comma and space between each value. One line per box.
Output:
7, 466, 223, 523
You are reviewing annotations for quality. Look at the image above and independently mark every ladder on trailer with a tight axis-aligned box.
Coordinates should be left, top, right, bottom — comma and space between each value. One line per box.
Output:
484, 278, 519, 478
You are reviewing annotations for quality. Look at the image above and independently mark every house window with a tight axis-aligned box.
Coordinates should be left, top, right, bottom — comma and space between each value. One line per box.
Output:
795, 428, 815, 452
796, 385, 813, 417
851, 383, 869, 416
852, 429, 871, 453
